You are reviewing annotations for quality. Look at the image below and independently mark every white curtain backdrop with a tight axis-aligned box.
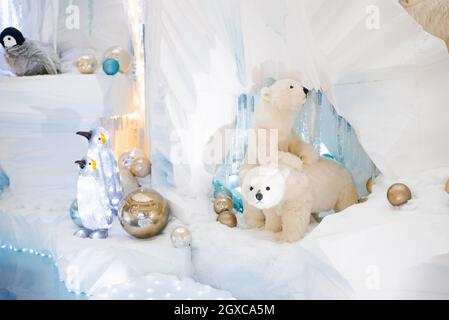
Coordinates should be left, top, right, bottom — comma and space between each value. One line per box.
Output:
305, 0, 449, 179
147, 0, 449, 197
147, 0, 330, 197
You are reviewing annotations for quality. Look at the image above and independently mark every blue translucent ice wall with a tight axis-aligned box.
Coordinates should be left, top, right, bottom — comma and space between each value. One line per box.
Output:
294, 91, 379, 197
0, 165, 10, 194
213, 90, 378, 213
213, 95, 255, 213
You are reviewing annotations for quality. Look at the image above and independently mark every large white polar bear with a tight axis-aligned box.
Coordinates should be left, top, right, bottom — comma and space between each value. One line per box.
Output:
241, 152, 359, 242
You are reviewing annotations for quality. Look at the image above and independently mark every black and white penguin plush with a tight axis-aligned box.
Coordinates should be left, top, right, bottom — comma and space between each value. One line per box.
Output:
0, 27, 61, 76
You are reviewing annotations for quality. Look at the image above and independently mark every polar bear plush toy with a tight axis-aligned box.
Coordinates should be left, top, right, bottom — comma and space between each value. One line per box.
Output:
252, 79, 319, 165
241, 152, 359, 243
241, 152, 312, 242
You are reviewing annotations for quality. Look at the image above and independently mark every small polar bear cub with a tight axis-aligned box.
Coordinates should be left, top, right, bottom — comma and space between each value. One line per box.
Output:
242, 152, 303, 211
242, 166, 290, 211
241, 152, 313, 242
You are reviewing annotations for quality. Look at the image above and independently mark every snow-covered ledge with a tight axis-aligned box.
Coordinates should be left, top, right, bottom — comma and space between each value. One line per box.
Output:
2, 169, 449, 299
0, 200, 193, 296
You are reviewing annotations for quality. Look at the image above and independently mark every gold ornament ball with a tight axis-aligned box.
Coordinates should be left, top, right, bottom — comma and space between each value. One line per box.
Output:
217, 211, 238, 228
76, 55, 98, 74
387, 183, 412, 207
214, 197, 233, 214
103, 46, 131, 73
366, 177, 374, 194
130, 157, 152, 178
119, 188, 169, 239
445, 179, 449, 194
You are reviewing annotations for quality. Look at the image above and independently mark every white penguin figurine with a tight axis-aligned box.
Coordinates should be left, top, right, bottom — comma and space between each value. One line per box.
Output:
77, 128, 123, 213
75, 158, 113, 239
1, 27, 61, 76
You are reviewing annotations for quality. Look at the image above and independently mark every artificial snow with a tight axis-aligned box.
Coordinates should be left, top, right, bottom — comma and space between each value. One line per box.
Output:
1, 166, 449, 299
191, 167, 449, 299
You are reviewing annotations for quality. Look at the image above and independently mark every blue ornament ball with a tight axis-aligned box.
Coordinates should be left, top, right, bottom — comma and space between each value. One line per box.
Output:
70, 199, 83, 228
102, 58, 120, 76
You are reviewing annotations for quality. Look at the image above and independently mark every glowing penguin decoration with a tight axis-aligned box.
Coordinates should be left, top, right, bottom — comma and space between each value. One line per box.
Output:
77, 128, 123, 213
75, 159, 113, 239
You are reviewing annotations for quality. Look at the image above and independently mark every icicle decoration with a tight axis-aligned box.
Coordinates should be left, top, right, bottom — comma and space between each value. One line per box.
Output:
0, 164, 10, 194
88, 0, 94, 36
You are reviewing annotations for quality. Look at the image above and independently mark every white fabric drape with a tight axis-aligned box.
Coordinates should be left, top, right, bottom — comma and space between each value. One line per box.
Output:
0, 0, 57, 43
305, 0, 449, 179
147, 0, 330, 196
147, 0, 449, 196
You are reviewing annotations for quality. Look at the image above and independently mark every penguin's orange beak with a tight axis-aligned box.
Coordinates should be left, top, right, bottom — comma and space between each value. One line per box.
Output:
75, 160, 87, 169
100, 133, 107, 145
76, 131, 92, 141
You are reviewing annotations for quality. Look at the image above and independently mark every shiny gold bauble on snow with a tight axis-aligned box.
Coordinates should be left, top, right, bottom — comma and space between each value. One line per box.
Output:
103, 46, 131, 73
119, 188, 169, 239
445, 179, 449, 194
214, 197, 233, 214
76, 55, 98, 74
217, 211, 238, 228
130, 157, 152, 178
366, 177, 374, 194
387, 183, 412, 207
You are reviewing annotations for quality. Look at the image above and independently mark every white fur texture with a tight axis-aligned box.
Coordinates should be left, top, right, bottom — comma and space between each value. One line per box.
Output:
253, 79, 319, 165
400, 0, 449, 49
242, 154, 359, 243
241, 152, 313, 242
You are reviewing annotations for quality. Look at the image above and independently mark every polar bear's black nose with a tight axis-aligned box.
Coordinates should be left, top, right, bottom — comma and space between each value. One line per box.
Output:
256, 192, 264, 201
303, 87, 309, 95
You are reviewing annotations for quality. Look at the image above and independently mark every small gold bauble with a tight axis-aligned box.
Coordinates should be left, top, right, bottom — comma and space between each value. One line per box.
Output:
366, 177, 374, 194
103, 46, 131, 73
76, 55, 98, 74
217, 211, 237, 228
214, 197, 233, 214
119, 188, 169, 239
445, 179, 449, 194
130, 157, 152, 178
387, 183, 412, 207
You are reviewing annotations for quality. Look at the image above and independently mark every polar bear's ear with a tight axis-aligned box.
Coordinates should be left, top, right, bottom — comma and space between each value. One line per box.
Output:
261, 87, 271, 102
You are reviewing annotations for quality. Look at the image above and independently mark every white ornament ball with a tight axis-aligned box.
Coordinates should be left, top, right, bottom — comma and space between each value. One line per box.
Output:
170, 227, 192, 248
119, 149, 146, 170
103, 46, 132, 73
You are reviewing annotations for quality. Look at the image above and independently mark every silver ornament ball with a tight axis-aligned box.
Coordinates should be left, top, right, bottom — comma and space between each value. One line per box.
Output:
119, 149, 146, 170
69, 199, 83, 228
171, 227, 192, 248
